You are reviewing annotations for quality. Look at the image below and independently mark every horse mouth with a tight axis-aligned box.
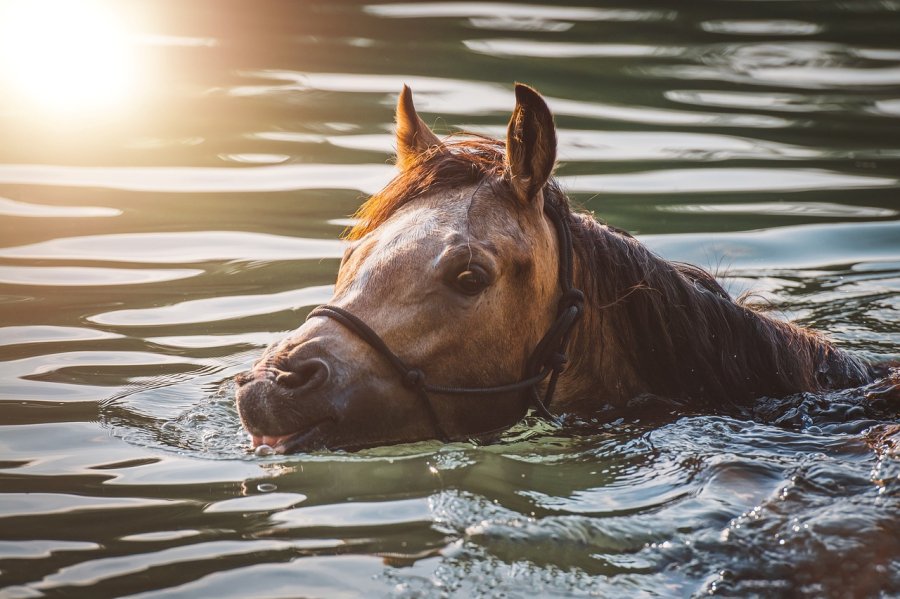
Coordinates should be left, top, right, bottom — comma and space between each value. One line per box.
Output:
250, 417, 335, 454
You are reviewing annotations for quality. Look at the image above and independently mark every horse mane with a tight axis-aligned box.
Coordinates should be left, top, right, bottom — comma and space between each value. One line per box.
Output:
347, 136, 514, 240
563, 207, 874, 404
348, 137, 873, 405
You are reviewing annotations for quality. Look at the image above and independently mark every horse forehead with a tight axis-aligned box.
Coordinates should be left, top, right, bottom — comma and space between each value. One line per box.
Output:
345, 204, 455, 282
370, 199, 472, 253
382, 206, 451, 244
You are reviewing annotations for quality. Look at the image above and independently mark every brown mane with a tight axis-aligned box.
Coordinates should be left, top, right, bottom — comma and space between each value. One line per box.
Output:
567, 213, 873, 404
347, 137, 873, 406
347, 136, 514, 240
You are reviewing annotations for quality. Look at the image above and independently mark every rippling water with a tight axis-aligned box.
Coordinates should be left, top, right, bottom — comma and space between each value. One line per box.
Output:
2, 1, 900, 597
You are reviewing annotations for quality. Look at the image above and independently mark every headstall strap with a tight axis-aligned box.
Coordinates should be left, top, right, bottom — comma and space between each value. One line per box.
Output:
306, 200, 584, 441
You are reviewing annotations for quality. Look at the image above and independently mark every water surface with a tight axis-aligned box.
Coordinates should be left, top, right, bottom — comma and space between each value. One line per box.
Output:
2, 0, 900, 597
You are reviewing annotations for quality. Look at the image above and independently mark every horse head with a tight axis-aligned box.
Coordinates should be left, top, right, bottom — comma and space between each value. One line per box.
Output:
235, 84, 569, 453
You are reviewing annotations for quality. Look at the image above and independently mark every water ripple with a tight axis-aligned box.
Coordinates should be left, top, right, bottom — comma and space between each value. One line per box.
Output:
0, 231, 343, 263
0, 266, 204, 286
653, 42, 900, 89
293, 128, 823, 162
234, 71, 790, 128
0, 493, 179, 519
0, 196, 121, 217
563, 167, 897, 195
364, 3, 672, 23
89, 285, 334, 326
0, 163, 392, 194
659, 202, 898, 218
480, 127, 821, 161
271, 498, 431, 528
0, 325, 122, 347
29, 539, 341, 593
699, 20, 823, 36
642, 220, 900, 271
464, 40, 684, 59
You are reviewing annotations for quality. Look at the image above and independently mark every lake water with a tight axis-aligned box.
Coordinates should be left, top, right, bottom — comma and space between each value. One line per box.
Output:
2, 1, 900, 597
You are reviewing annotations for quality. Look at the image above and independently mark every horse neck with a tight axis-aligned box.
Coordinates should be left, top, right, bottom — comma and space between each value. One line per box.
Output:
558, 212, 871, 409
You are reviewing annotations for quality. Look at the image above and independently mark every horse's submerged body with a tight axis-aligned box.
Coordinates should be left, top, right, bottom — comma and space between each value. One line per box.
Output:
235, 84, 875, 454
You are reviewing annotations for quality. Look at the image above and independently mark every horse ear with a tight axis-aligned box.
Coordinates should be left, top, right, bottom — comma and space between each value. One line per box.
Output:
506, 83, 557, 205
395, 85, 442, 169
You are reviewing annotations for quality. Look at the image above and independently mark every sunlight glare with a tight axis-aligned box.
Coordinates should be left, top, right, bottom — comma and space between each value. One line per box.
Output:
0, 0, 136, 114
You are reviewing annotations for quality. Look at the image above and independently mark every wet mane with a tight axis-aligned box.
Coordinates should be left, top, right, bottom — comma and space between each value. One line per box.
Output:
347, 137, 873, 405
567, 213, 873, 404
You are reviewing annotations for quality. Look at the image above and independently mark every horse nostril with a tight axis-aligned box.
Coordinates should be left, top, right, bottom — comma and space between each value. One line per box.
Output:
275, 358, 330, 392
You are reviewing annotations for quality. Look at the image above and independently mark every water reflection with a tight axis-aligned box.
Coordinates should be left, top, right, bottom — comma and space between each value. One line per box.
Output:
271, 498, 432, 528
665, 89, 854, 113
89, 284, 334, 326
0, 325, 121, 347
0, 493, 175, 518
0, 540, 98, 560
146, 332, 286, 350
235, 71, 790, 128
0, 231, 343, 263
204, 492, 307, 513
464, 40, 683, 58
0, 265, 203, 286
476, 127, 820, 162
660, 202, 898, 218
562, 167, 897, 195
872, 98, 900, 117
0, 164, 393, 194
219, 154, 291, 165
653, 42, 900, 89
30, 539, 330, 592
642, 220, 900, 271
0, 196, 121, 218
363, 3, 673, 26
699, 20, 822, 36
264, 127, 823, 162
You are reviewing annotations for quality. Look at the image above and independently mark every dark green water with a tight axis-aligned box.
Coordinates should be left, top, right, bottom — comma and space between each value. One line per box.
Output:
1, 1, 900, 597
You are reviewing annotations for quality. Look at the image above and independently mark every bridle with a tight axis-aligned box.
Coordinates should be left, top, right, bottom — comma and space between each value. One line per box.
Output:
306, 199, 585, 442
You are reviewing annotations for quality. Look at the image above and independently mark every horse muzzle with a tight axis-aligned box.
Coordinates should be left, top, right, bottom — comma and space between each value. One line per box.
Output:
234, 353, 341, 452
233, 325, 419, 453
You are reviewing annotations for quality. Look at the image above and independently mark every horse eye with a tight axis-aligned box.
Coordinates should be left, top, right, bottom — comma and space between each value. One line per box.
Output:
456, 270, 487, 295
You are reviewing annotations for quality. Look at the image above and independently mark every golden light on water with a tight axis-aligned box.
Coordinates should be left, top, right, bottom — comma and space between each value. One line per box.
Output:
0, 0, 136, 114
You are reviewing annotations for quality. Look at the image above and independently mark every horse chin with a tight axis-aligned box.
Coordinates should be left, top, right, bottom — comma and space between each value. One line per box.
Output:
251, 418, 337, 454
235, 378, 340, 452
235, 371, 421, 454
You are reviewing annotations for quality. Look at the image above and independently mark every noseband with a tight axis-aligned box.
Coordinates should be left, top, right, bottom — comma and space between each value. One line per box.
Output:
307, 200, 584, 442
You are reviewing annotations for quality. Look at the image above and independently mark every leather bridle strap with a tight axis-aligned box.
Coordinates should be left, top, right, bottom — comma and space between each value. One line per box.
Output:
307, 200, 584, 442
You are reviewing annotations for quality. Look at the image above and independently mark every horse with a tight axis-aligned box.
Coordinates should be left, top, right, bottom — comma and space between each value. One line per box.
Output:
235, 84, 875, 454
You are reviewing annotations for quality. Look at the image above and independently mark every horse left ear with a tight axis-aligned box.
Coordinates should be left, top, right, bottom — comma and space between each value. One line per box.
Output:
506, 83, 557, 206
395, 85, 443, 169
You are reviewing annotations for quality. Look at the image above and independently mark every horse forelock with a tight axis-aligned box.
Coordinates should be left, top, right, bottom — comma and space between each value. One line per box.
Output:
346, 137, 537, 241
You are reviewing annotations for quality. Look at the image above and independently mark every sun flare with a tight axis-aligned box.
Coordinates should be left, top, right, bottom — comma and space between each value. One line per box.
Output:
0, 0, 136, 114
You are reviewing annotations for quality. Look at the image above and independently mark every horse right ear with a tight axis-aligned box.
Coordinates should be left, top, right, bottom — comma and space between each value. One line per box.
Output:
395, 85, 443, 169
505, 83, 557, 206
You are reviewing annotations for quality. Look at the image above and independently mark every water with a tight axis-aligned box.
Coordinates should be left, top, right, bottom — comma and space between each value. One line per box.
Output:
1, 0, 900, 597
